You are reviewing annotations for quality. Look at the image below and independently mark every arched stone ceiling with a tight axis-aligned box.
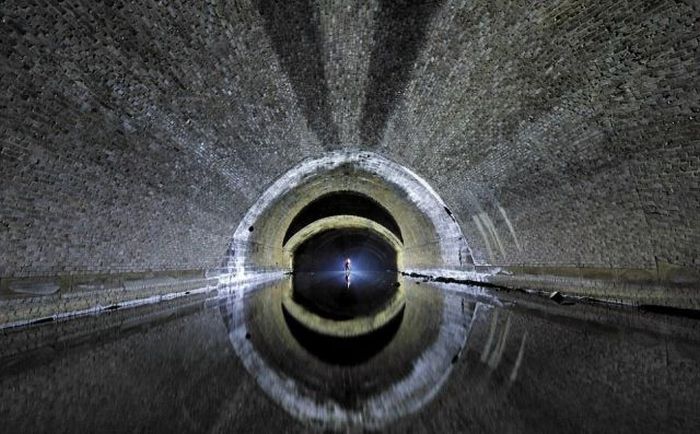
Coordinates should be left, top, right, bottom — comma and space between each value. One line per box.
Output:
0, 0, 698, 283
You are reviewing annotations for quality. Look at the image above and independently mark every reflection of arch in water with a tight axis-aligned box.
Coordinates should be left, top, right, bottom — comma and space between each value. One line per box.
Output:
221, 278, 474, 431
282, 306, 404, 366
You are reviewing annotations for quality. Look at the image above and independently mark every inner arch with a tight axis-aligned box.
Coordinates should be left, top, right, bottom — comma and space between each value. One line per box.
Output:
293, 228, 398, 274
283, 191, 404, 244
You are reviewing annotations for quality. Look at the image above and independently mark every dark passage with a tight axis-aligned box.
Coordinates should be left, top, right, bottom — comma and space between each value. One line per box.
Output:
293, 228, 397, 273
291, 228, 399, 319
0, 0, 698, 432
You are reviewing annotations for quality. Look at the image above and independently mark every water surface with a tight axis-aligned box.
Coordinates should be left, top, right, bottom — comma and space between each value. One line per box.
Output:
1, 277, 698, 433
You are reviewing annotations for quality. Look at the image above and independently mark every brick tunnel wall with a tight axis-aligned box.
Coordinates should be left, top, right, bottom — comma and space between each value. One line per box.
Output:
382, 0, 699, 273
1, 1, 698, 303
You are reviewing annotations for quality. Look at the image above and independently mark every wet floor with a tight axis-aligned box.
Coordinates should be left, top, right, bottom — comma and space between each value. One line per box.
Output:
1, 277, 699, 433
292, 271, 399, 319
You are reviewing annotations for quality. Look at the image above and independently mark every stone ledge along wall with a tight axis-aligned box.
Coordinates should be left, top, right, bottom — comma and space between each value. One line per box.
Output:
1, 0, 698, 315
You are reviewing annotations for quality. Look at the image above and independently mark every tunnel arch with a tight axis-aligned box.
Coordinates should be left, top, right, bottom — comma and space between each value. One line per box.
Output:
224, 151, 472, 278
282, 191, 404, 244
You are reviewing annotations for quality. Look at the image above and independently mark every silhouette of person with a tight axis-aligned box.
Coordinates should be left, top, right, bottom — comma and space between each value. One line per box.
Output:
344, 257, 351, 276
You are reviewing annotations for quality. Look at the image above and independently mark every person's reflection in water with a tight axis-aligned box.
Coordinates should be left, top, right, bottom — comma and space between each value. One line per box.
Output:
344, 257, 352, 290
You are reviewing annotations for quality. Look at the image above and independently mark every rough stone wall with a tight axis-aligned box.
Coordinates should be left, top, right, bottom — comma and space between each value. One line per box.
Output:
1, 0, 698, 280
0, 0, 325, 276
379, 0, 700, 270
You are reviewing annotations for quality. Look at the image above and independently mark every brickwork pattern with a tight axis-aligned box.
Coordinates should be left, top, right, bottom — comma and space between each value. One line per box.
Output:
381, 0, 700, 269
1, 0, 698, 279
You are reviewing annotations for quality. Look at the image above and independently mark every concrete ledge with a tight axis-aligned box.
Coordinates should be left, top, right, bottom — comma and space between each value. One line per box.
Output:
0, 270, 213, 329
0, 269, 289, 330
0, 269, 206, 298
404, 265, 700, 311
488, 266, 700, 310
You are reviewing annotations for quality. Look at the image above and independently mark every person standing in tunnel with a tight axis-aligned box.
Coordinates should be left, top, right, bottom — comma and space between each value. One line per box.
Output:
344, 257, 351, 276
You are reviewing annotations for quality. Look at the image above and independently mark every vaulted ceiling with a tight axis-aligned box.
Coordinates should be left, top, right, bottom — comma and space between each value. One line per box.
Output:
1, 0, 698, 280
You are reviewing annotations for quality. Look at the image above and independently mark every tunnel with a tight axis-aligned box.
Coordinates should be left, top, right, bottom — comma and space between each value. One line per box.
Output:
0, 0, 699, 432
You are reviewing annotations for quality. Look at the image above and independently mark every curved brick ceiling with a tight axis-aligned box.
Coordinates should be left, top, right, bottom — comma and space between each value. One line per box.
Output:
0, 0, 698, 285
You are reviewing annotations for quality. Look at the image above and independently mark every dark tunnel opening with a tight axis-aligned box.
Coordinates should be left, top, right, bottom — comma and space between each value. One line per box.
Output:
292, 228, 398, 273
291, 228, 400, 320
285, 228, 405, 366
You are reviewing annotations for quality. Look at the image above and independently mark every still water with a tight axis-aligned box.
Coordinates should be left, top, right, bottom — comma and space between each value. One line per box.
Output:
1, 276, 699, 433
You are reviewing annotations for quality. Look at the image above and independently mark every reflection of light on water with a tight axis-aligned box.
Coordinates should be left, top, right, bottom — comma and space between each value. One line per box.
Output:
510, 331, 528, 383
223, 278, 472, 430
313, 270, 388, 288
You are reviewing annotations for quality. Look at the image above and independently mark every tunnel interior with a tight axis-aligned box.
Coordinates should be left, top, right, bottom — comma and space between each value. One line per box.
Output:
291, 228, 399, 320
228, 152, 467, 276
0, 0, 699, 432
292, 228, 398, 273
